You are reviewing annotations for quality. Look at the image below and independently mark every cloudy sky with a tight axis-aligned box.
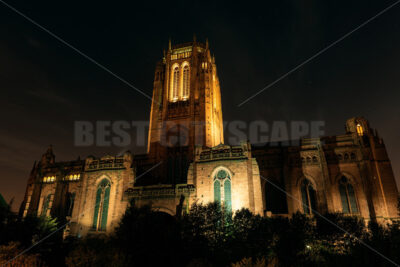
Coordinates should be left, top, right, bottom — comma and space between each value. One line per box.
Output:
1, 0, 399, 210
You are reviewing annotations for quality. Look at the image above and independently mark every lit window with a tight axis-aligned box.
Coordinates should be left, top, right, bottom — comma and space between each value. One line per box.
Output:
43, 176, 56, 183
171, 66, 180, 102
23, 195, 31, 217
301, 179, 317, 214
339, 177, 359, 214
93, 179, 111, 231
213, 169, 232, 213
356, 123, 364, 136
182, 65, 190, 99
66, 174, 80, 181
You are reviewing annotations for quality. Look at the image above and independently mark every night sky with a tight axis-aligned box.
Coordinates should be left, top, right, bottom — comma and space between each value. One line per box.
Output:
1, 0, 399, 210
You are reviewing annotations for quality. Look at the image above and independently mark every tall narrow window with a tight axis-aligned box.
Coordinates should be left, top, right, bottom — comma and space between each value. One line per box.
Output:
66, 192, 76, 216
224, 179, 232, 212
356, 123, 364, 136
171, 66, 179, 101
213, 169, 232, 213
41, 194, 52, 216
182, 65, 190, 99
339, 177, 359, 214
93, 179, 111, 231
214, 180, 221, 204
301, 179, 316, 214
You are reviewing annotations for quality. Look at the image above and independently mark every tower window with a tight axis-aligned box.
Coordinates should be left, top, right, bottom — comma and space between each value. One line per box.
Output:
171, 66, 180, 102
93, 179, 111, 231
339, 177, 359, 214
182, 65, 190, 100
356, 123, 364, 136
301, 179, 316, 214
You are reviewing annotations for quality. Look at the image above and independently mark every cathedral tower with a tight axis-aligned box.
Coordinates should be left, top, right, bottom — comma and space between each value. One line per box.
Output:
147, 38, 224, 162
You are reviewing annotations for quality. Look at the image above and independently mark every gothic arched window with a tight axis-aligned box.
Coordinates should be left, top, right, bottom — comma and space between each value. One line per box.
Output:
171, 66, 180, 101
41, 194, 52, 216
93, 179, 111, 231
301, 179, 316, 214
213, 169, 232, 213
182, 65, 190, 99
339, 177, 359, 214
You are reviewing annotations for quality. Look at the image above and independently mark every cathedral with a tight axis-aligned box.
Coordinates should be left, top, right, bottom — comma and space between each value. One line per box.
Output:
20, 40, 399, 237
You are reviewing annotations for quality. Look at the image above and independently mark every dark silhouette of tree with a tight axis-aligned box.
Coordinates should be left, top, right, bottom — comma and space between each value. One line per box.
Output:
112, 200, 183, 267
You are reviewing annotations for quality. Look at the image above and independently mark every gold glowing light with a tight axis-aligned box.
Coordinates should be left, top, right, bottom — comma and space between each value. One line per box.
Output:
356, 123, 364, 136
43, 176, 56, 183
65, 174, 81, 181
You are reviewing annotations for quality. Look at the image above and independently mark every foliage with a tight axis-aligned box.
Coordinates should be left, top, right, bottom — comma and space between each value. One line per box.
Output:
0, 242, 44, 267
0, 204, 62, 267
181, 201, 233, 261
2, 201, 400, 266
231, 257, 268, 267
111, 200, 183, 266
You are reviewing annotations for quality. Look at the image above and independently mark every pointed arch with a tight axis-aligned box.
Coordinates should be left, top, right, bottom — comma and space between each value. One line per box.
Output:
41, 194, 52, 216
212, 167, 232, 212
92, 178, 111, 231
182, 62, 190, 100
300, 179, 316, 214
339, 176, 359, 214
170, 64, 180, 102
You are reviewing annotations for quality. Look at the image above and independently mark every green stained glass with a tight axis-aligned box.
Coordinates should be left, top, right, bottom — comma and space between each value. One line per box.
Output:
339, 184, 350, 214
93, 187, 102, 229
347, 184, 358, 213
100, 186, 110, 231
224, 179, 232, 213
214, 180, 221, 204
216, 170, 227, 179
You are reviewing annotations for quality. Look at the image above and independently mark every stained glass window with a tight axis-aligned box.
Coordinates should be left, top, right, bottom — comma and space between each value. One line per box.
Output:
301, 179, 316, 214
214, 180, 221, 204
172, 66, 179, 101
339, 177, 359, 214
41, 194, 52, 216
224, 179, 232, 213
93, 179, 111, 231
213, 168, 232, 213
182, 65, 190, 99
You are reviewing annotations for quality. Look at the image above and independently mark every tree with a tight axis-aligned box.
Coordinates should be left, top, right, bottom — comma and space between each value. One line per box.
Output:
181, 202, 233, 264
112, 201, 182, 267
0, 242, 44, 267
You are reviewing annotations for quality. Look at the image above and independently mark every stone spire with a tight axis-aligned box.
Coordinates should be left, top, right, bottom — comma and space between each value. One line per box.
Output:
40, 145, 55, 166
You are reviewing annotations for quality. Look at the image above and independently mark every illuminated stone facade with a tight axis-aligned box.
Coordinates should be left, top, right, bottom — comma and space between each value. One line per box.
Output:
20, 41, 399, 237
147, 39, 223, 159
253, 117, 399, 221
